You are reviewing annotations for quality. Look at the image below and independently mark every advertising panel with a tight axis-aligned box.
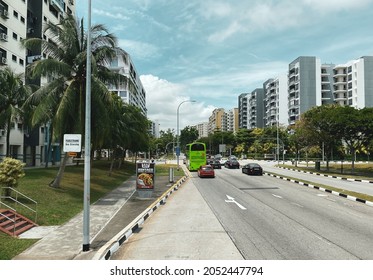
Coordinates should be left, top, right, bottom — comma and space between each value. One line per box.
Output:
136, 161, 155, 190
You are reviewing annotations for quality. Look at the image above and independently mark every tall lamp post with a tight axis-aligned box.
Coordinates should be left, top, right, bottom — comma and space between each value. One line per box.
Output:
176, 100, 196, 170
83, 0, 92, 252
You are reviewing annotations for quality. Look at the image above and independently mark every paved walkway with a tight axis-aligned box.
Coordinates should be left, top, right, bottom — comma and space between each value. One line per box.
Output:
109, 178, 243, 260
13, 175, 176, 260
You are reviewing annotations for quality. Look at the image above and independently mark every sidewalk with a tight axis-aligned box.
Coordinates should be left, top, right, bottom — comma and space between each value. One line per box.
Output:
109, 178, 243, 260
13, 175, 181, 260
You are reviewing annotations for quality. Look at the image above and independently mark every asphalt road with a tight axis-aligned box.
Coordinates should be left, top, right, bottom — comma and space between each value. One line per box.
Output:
193, 166, 373, 260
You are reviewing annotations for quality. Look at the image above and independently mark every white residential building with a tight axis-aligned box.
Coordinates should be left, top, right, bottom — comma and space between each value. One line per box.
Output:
108, 52, 147, 116
333, 56, 373, 108
192, 122, 208, 138
263, 74, 288, 127
0, 1, 78, 165
226, 108, 239, 133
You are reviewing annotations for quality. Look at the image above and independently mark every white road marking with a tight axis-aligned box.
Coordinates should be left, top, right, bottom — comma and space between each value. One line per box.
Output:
272, 194, 283, 199
225, 195, 247, 210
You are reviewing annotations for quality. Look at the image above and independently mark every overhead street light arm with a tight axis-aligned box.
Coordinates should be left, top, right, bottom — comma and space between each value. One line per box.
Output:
176, 100, 196, 170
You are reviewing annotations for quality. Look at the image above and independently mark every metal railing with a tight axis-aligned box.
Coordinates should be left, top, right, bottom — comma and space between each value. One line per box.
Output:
0, 187, 38, 223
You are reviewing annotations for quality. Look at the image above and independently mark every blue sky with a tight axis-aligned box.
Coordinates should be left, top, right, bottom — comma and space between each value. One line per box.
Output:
76, 0, 373, 132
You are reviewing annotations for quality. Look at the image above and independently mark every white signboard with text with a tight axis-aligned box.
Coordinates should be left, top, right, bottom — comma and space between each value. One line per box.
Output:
63, 134, 82, 152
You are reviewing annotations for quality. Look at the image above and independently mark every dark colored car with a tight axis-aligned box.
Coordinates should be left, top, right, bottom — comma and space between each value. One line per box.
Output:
242, 163, 263, 175
198, 165, 215, 178
224, 159, 240, 169
210, 160, 221, 169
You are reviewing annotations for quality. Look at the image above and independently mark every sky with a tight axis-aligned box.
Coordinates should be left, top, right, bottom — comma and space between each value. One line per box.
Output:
76, 0, 373, 132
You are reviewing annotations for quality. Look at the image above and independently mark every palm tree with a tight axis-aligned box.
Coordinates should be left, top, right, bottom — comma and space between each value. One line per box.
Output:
0, 67, 32, 157
104, 96, 150, 174
22, 14, 127, 188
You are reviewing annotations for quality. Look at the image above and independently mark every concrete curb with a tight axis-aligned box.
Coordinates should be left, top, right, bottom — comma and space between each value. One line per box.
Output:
265, 172, 373, 208
92, 175, 189, 260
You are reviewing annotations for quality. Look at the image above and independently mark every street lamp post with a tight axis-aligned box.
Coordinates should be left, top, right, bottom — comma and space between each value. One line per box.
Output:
176, 100, 196, 170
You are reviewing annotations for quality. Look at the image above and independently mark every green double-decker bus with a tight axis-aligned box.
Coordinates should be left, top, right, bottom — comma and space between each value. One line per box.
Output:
185, 142, 206, 171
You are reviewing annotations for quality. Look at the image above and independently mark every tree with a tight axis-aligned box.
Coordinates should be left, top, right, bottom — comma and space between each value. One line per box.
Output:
301, 105, 341, 170
103, 97, 150, 173
179, 126, 198, 150
159, 129, 175, 154
22, 15, 126, 188
332, 106, 371, 170
235, 128, 254, 156
0, 67, 32, 157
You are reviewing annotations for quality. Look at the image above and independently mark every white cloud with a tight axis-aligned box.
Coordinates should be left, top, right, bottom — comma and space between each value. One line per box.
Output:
302, 0, 373, 11
208, 21, 245, 43
92, 8, 130, 20
118, 39, 159, 60
141, 75, 214, 131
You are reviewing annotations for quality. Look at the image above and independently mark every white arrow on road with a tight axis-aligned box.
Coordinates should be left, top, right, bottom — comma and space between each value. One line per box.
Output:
225, 195, 247, 210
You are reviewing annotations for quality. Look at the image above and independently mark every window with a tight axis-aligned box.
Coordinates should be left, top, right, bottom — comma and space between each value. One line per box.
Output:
12, 32, 17, 40
19, 59, 24, 65
13, 11, 18, 18
20, 16, 25, 23
12, 54, 16, 61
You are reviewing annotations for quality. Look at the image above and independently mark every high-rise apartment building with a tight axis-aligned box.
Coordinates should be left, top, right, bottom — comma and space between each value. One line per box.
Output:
0, 0, 76, 165
192, 122, 208, 138
288, 56, 322, 125
320, 63, 335, 106
247, 88, 264, 129
226, 108, 239, 133
333, 56, 373, 108
208, 108, 225, 134
238, 89, 264, 129
108, 52, 147, 116
263, 74, 287, 127
238, 93, 248, 129
0, 0, 28, 74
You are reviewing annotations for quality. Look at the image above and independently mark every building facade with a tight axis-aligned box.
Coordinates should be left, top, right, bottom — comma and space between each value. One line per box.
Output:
263, 74, 288, 127
192, 122, 208, 138
333, 56, 373, 108
208, 108, 225, 134
238, 93, 248, 129
288, 56, 322, 125
0, 0, 76, 165
247, 88, 264, 129
226, 108, 239, 133
108, 51, 147, 116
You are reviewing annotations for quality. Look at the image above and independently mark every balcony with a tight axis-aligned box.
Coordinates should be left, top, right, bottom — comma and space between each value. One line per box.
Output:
1, 9, 9, 19
51, 0, 65, 13
27, 55, 42, 64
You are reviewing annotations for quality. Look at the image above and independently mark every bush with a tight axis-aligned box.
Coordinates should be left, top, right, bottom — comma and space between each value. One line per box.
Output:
0, 157, 25, 196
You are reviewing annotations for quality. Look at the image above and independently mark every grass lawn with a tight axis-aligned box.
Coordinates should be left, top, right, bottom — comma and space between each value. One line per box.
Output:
0, 160, 183, 260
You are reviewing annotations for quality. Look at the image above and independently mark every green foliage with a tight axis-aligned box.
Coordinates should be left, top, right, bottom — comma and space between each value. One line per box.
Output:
0, 157, 25, 190
0, 67, 32, 157
180, 126, 199, 150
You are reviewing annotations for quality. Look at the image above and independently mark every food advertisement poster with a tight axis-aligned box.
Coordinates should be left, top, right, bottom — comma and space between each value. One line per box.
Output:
136, 162, 155, 189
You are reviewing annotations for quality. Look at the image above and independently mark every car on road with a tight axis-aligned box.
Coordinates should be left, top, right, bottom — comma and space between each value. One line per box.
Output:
242, 163, 263, 175
224, 158, 240, 169
197, 165, 215, 178
210, 160, 221, 169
